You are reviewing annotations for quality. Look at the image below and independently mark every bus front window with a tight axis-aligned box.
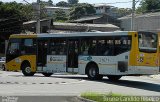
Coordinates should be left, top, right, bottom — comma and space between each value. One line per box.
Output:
7, 39, 21, 55
138, 32, 157, 53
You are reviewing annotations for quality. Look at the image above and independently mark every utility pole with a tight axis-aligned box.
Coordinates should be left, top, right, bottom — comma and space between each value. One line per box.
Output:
131, 0, 135, 31
36, 0, 40, 34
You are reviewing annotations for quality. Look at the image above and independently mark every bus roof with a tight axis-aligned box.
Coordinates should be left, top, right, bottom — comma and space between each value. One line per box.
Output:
9, 31, 135, 39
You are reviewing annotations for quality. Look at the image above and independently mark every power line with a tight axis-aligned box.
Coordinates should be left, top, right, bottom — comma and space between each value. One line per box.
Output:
106, 1, 133, 4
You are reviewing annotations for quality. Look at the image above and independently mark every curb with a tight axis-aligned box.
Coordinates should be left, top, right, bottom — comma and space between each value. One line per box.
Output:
77, 96, 96, 102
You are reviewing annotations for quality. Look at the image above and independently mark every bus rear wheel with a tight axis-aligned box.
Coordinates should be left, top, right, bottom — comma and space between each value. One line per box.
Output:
42, 73, 53, 77
22, 64, 35, 76
87, 64, 103, 80
107, 75, 122, 81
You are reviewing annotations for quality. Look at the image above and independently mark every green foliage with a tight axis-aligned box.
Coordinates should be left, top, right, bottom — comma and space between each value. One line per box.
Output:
56, 1, 69, 7
68, 0, 78, 5
136, 0, 160, 13
0, 2, 33, 20
81, 92, 152, 102
0, 2, 33, 37
48, 0, 53, 6
113, 8, 132, 17
54, 9, 68, 21
69, 3, 95, 20
40, 0, 53, 6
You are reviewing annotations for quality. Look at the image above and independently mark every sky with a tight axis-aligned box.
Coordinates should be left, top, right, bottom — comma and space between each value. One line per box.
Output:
1, 0, 141, 8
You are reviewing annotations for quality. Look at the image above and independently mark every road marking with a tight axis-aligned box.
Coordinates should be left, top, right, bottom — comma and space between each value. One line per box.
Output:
0, 79, 85, 85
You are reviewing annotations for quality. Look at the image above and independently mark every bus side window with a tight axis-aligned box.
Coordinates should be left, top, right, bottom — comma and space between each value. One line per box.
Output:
81, 40, 89, 55
114, 36, 132, 55
22, 39, 36, 54
88, 40, 96, 55
49, 39, 66, 55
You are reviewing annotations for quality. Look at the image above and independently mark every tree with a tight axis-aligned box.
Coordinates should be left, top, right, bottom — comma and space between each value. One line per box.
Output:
0, 2, 33, 20
54, 10, 68, 21
0, 2, 34, 54
113, 8, 132, 17
68, 0, 78, 5
69, 3, 95, 20
136, 0, 160, 13
48, 0, 53, 6
56, 1, 69, 7
0, 2, 34, 38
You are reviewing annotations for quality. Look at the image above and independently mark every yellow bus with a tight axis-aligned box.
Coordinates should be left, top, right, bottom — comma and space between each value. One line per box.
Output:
5, 31, 160, 80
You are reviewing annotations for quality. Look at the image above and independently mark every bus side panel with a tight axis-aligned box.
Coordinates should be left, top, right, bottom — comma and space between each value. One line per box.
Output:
78, 56, 117, 75
6, 55, 36, 72
128, 32, 138, 67
158, 32, 160, 68
78, 56, 90, 75
46, 55, 66, 73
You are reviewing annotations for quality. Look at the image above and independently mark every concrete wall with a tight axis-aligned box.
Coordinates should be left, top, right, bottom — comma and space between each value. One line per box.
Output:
119, 12, 160, 32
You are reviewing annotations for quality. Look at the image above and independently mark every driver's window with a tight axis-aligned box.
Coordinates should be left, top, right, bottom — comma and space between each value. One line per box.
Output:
8, 39, 21, 55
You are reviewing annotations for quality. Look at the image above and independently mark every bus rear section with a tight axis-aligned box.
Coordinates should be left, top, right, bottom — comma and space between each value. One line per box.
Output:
129, 31, 159, 75
78, 31, 159, 80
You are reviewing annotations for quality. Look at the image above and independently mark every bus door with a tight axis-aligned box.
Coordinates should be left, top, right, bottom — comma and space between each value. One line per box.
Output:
37, 39, 48, 71
67, 39, 79, 71
46, 39, 67, 73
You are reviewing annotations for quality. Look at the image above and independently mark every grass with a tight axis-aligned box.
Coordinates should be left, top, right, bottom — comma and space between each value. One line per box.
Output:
81, 92, 154, 102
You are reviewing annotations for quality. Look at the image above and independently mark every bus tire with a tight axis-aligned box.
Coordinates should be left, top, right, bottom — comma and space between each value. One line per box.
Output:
42, 73, 53, 77
97, 75, 103, 80
22, 63, 35, 76
86, 64, 102, 80
107, 75, 122, 81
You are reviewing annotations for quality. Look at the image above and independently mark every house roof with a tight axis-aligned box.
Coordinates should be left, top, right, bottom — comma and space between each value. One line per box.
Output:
54, 22, 120, 29
0, 19, 8, 22
73, 15, 103, 22
45, 6, 70, 10
93, 3, 113, 7
23, 19, 51, 25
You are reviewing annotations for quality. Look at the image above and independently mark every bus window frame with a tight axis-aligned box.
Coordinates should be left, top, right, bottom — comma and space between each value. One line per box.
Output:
7, 38, 21, 55
138, 32, 158, 53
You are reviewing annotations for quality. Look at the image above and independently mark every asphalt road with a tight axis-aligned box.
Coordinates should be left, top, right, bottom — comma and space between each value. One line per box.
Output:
0, 71, 160, 102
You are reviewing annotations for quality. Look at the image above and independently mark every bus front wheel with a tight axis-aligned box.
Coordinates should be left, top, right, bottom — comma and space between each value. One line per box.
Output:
42, 73, 53, 77
22, 64, 35, 76
87, 64, 103, 80
107, 75, 122, 81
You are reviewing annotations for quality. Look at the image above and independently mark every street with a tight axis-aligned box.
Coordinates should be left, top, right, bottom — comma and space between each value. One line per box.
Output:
0, 71, 160, 96
0, 71, 160, 101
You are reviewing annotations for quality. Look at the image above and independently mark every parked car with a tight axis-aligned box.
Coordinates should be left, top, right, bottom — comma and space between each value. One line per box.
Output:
0, 57, 5, 71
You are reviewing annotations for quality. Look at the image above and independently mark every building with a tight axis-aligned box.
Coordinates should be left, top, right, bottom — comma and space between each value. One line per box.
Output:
93, 3, 120, 19
72, 14, 120, 26
94, 3, 112, 14
70, 4, 121, 26
23, 19, 52, 33
44, 6, 70, 17
118, 12, 160, 32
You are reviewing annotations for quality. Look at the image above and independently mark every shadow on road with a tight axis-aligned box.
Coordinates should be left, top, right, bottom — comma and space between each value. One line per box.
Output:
51, 75, 160, 93
8, 73, 160, 93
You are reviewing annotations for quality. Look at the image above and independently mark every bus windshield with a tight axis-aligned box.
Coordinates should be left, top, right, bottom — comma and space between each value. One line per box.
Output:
138, 32, 157, 53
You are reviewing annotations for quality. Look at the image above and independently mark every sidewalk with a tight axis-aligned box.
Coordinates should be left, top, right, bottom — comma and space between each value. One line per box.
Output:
149, 74, 160, 79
